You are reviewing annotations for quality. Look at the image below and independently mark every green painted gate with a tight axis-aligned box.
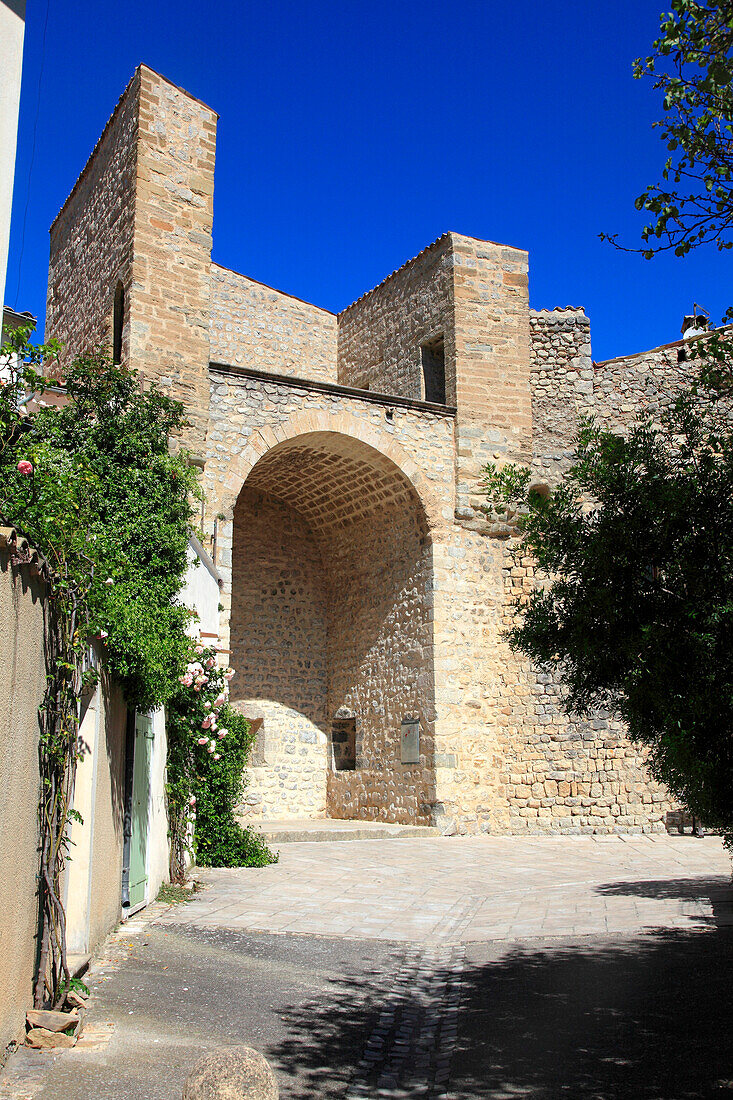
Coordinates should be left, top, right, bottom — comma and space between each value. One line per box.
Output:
128, 712, 154, 909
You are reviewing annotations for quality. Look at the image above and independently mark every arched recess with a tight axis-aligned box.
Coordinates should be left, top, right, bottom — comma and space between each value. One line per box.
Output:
213, 407, 447, 533
227, 430, 437, 826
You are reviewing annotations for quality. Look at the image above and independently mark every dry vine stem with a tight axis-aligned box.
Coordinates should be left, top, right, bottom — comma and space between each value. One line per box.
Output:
34, 564, 92, 1009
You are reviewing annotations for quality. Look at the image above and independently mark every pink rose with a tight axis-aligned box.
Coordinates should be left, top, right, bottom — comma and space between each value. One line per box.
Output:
17, 460, 33, 476
197, 737, 208, 745
194, 645, 204, 655
207, 745, 215, 754
201, 716, 212, 729
189, 795, 196, 806
213, 753, 220, 760
217, 728, 229, 738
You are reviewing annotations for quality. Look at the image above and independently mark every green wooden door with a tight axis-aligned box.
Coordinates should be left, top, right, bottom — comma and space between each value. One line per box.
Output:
128, 712, 154, 909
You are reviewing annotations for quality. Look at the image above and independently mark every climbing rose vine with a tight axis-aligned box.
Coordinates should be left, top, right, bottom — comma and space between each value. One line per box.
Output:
0, 328, 199, 1007
166, 642, 275, 880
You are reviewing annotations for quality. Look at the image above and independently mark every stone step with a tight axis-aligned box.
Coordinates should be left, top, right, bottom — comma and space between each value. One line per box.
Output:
252, 818, 439, 844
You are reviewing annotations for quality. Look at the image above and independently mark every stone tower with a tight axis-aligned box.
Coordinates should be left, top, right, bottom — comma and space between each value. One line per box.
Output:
46, 65, 217, 454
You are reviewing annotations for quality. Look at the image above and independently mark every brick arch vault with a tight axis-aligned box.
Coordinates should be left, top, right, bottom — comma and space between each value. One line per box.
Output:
215, 417, 439, 826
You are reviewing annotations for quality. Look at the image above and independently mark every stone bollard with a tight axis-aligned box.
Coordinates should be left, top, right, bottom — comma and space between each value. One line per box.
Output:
182, 1047, 279, 1100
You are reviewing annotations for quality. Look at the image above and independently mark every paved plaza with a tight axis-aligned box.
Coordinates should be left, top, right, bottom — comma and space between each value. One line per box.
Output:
2, 835, 733, 1099
165, 834, 733, 943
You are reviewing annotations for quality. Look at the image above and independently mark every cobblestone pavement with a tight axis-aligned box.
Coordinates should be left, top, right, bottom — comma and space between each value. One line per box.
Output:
1, 836, 731, 1100
162, 835, 733, 942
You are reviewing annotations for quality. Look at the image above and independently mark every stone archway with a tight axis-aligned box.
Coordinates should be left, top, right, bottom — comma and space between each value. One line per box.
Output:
227, 430, 436, 826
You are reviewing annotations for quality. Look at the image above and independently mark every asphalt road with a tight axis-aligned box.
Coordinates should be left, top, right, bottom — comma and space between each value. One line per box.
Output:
15, 920, 733, 1100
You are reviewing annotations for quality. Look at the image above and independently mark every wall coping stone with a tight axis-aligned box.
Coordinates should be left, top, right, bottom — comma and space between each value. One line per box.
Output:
209, 362, 458, 418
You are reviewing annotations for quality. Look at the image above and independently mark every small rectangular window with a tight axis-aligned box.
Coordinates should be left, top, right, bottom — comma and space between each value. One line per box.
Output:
400, 717, 420, 764
113, 282, 125, 364
421, 335, 445, 404
248, 717, 266, 766
331, 717, 356, 771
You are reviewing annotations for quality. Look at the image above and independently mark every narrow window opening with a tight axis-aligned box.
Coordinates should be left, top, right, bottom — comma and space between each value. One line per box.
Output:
113, 282, 125, 364
421, 335, 445, 404
331, 716, 356, 771
248, 717, 266, 766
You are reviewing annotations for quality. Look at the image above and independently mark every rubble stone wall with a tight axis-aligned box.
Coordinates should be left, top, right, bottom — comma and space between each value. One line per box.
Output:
47, 69, 139, 365
210, 264, 337, 384
530, 307, 594, 482
205, 372, 455, 824
429, 524, 670, 835
337, 235, 455, 401
593, 342, 692, 433
325, 499, 435, 825
230, 489, 328, 820
47, 66, 218, 454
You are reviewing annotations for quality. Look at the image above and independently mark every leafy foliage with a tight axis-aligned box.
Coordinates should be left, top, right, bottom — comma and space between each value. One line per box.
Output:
1, 343, 200, 711
484, 341, 733, 840
165, 645, 276, 876
0, 329, 199, 1004
602, 0, 733, 258
192, 706, 275, 868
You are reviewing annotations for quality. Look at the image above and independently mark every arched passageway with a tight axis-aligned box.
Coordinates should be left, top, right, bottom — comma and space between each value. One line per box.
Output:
229, 431, 436, 825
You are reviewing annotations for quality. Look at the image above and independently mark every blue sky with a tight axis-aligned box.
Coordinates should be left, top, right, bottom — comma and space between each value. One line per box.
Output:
7, 0, 730, 362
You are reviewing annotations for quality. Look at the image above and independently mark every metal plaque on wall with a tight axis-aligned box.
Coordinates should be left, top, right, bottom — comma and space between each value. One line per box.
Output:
401, 717, 420, 764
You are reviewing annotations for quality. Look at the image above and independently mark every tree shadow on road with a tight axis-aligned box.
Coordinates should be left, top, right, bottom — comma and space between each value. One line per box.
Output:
594, 873, 732, 906
268, 925, 733, 1099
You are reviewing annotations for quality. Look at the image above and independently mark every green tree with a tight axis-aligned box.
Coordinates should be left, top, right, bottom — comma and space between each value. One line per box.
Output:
498, 0, 733, 841
601, 0, 733, 259
485, 337, 733, 841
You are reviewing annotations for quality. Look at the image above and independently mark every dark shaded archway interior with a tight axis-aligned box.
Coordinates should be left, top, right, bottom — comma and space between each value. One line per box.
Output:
229, 431, 436, 824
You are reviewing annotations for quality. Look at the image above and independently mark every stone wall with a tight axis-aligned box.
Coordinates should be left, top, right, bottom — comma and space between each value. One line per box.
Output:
204, 371, 456, 825
131, 66, 217, 453
493, 541, 668, 834
451, 236, 533, 526
210, 264, 338, 384
429, 524, 670, 835
325, 497, 435, 825
47, 65, 217, 454
593, 340, 692, 434
0, 545, 46, 1056
530, 307, 594, 482
44, 60, 684, 837
337, 234, 455, 401
47, 69, 139, 365
231, 489, 328, 820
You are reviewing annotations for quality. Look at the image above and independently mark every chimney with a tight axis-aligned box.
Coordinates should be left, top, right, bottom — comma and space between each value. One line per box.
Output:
681, 304, 709, 339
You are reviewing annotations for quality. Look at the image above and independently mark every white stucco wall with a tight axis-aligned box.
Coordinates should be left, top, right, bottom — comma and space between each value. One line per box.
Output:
0, 0, 25, 312
181, 535, 221, 641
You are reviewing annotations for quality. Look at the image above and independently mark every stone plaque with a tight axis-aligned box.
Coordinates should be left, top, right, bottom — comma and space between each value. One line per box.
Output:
400, 717, 420, 764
